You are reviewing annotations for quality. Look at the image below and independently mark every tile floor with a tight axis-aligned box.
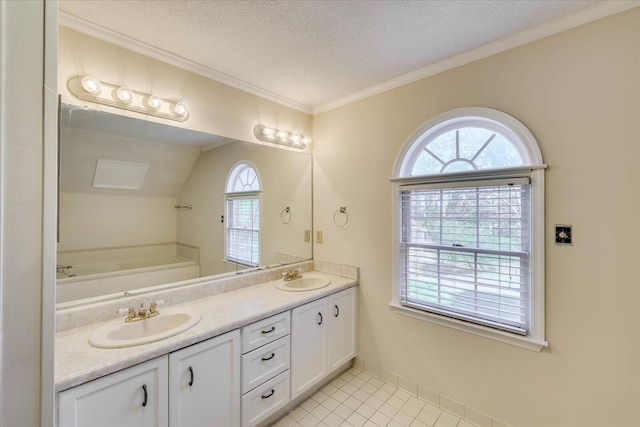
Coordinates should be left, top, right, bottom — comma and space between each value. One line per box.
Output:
272, 367, 475, 427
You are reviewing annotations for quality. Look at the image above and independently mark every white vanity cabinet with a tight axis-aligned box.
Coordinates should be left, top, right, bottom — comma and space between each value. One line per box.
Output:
58, 330, 240, 427
327, 287, 358, 372
240, 311, 291, 427
57, 283, 358, 427
58, 357, 168, 427
169, 329, 240, 427
290, 287, 357, 399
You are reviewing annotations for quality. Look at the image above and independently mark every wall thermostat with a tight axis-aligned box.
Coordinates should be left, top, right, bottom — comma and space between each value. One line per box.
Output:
555, 224, 572, 245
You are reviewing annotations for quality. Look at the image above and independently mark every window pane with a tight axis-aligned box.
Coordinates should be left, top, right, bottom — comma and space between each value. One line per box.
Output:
226, 197, 260, 267
412, 150, 442, 175
458, 127, 494, 159
474, 134, 523, 169
427, 131, 456, 163
400, 182, 530, 333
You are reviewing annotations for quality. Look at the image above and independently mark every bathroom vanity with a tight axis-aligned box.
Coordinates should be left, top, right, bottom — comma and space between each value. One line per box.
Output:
55, 266, 357, 427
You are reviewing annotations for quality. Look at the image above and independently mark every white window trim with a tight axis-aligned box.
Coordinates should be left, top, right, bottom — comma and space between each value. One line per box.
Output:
391, 107, 548, 352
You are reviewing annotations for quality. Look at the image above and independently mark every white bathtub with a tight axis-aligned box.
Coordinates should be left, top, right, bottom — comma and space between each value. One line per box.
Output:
56, 256, 200, 305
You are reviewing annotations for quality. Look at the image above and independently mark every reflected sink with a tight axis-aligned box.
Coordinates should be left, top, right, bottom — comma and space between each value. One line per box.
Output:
89, 308, 202, 348
274, 272, 331, 292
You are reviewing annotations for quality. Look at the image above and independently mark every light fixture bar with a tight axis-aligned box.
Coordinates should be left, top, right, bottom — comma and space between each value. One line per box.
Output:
68, 76, 190, 122
254, 124, 311, 149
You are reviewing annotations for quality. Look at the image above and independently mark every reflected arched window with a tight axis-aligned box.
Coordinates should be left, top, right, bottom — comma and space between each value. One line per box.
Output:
393, 107, 547, 351
225, 163, 261, 267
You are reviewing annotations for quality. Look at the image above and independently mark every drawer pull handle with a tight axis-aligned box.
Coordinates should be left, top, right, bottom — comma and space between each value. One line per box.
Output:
142, 384, 148, 407
261, 389, 275, 399
261, 353, 275, 361
334, 305, 340, 317
188, 366, 194, 387
261, 326, 276, 335
318, 312, 323, 325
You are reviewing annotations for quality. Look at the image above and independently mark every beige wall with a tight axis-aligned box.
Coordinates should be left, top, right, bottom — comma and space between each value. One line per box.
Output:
313, 9, 640, 426
177, 142, 312, 276
58, 193, 178, 251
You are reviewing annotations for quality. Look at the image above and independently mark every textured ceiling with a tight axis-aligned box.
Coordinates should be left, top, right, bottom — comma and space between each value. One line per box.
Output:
59, 0, 604, 109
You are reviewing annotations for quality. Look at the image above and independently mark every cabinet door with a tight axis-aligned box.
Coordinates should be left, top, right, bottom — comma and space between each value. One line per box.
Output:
327, 287, 358, 372
169, 330, 240, 427
58, 357, 168, 427
290, 297, 327, 399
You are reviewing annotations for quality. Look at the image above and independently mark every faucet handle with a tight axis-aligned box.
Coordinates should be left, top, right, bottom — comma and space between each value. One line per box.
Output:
117, 307, 137, 322
150, 299, 165, 314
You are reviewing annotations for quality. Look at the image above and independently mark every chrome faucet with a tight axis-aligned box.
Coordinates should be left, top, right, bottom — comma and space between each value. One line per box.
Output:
282, 269, 303, 281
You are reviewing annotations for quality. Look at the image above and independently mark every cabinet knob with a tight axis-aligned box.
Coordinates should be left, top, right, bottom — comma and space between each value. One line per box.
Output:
261, 389, 275, 399
261, 326, 276, 335
188, 366, 194, 387
334, 305, 340, 317
317, 312, 323, 325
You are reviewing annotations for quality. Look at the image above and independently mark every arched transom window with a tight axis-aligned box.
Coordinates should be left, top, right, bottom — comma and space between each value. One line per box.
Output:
226, 162, 260, 193
393, 107, 547, 351
225, 163, 261, 267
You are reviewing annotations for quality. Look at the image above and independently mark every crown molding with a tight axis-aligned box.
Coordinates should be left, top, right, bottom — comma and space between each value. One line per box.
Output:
58, 12, 313, 115
312, 1, 640, 114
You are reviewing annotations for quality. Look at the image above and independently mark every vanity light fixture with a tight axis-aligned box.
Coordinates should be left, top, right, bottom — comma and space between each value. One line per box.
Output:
68, 75, 190, 122
146, 95, 163, 111
254, 124, 311, 149
115, 87, 133, 104
81, 76, 101, 94
174, 102, 189, 118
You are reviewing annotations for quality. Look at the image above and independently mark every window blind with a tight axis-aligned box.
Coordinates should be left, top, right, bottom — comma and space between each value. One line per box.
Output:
399, 178, 530, 334
226, 195, 260, 267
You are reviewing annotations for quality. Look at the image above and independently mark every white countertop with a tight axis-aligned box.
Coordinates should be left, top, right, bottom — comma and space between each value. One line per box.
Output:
55, 272, 357, 392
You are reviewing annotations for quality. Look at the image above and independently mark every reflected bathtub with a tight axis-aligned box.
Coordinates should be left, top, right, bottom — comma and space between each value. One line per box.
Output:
56, 256, 200, 305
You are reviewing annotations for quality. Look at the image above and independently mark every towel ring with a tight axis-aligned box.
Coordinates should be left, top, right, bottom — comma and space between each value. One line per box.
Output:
333, 206, 349, 228
281, 207, 292, 224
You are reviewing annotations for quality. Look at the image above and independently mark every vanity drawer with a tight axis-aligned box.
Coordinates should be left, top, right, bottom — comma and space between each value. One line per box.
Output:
241, 311, 290, 354
241, 370, 290, 427
241, 336, 290, 394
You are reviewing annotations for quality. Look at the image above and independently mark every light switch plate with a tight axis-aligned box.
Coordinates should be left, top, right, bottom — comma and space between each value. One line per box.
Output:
555, 224, 572, 245
304, 230, 311, 242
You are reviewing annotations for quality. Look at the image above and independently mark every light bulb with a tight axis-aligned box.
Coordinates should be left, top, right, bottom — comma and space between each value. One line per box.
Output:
289, 134, 301, 145
174, 102, 189, 117
301, 137, 312, 146
276, 130, 289, 141
81, 76, 101, 94
116, 87, 133, 104
261, 127, 275, 137
147, 95, 162, 110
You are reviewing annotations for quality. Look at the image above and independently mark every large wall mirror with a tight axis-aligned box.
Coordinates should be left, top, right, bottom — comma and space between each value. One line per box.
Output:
57, 104, 312, 309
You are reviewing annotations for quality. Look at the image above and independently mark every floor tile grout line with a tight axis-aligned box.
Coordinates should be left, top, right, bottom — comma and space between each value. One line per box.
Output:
273, 366, 470, 427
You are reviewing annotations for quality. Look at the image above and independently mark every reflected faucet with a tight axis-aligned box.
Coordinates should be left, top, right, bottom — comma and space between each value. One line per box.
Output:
56, 264, 72, 273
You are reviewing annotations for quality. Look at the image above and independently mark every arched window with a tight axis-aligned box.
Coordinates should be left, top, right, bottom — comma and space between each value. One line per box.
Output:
392, 108, 547, 351
225, 162, 261, 267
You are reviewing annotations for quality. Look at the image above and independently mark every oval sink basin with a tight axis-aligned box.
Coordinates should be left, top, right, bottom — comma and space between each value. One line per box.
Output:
274, 272, 331, 292
89, 308, 202, 348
